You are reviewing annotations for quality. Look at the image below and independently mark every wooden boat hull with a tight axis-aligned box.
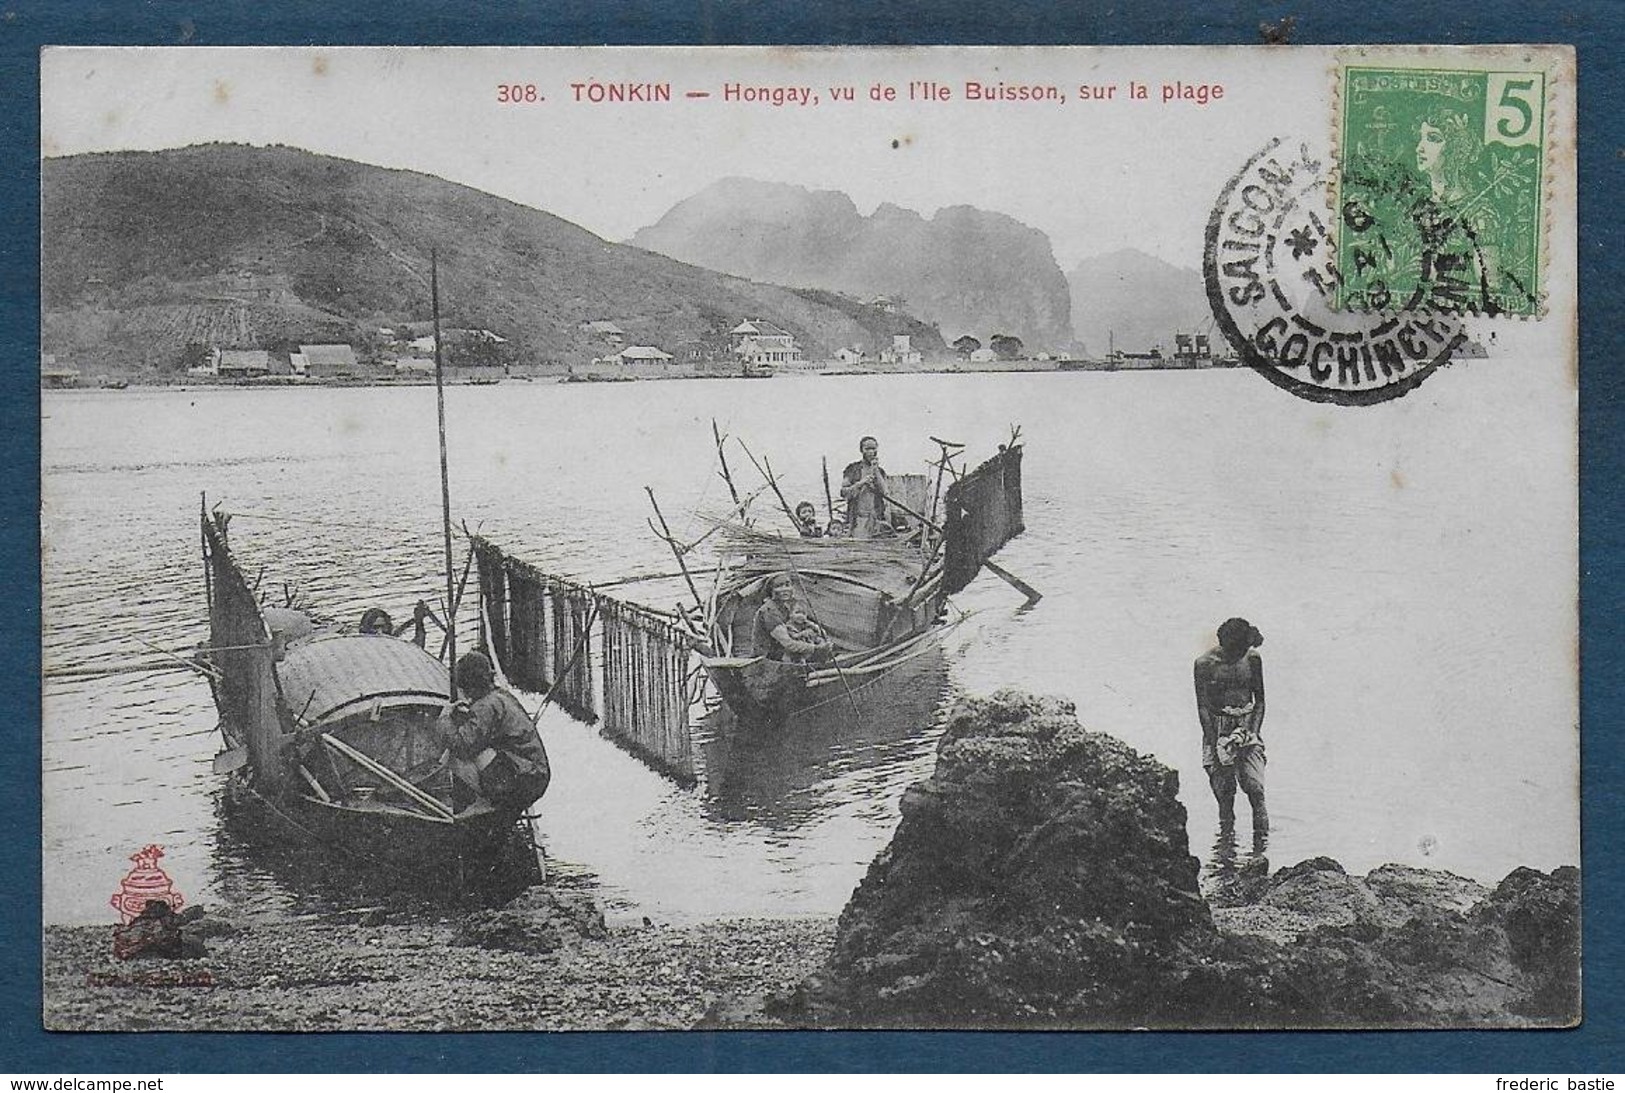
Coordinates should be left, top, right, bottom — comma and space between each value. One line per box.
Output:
703, 656, 811, 731
219, 777, 541, 898
701, 609, 955, 732
243, 782, 527, 873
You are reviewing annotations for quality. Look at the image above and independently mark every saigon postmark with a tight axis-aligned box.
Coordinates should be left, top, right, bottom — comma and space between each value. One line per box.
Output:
1205, 138, 1469, 406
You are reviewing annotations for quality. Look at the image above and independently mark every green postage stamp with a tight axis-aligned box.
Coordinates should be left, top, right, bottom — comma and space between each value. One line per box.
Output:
1336, 63, 1548, 317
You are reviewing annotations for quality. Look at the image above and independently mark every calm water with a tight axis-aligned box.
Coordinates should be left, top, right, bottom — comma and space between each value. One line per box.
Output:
42, 368, 1578, 925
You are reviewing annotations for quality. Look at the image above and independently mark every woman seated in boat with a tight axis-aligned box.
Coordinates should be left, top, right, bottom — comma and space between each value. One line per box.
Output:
752, 573, 835, 663
439, 650, 551, 814
783, 605, 830, 664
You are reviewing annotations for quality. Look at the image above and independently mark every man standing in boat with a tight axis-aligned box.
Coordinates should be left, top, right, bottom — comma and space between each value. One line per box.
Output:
840, 436, 892, 539
753, 573, 834, 662
1194, 617, 1268, 849
441, 651, 551, 814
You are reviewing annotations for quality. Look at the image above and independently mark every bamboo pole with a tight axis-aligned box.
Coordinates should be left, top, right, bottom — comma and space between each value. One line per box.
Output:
297, 765, 332, 803
736, 440, 799, 528
646, 487, 705, 611
133, 635, 225, 682
712, 418, 742, 508
431, 250, 458, 698
437, 528, 477, 661
320, 732, 454, 820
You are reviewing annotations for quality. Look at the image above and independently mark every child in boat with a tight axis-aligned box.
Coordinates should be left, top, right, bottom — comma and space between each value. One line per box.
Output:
784, 605, 830, 663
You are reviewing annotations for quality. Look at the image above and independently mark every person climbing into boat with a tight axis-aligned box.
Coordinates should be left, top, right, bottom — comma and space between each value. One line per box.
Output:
440, 650, 551, 814
840, 436, 893, 539
1194, 617, 1268, 848
783, 604, 830, 663
794, 500, 824, 538
751, 573, 834, 662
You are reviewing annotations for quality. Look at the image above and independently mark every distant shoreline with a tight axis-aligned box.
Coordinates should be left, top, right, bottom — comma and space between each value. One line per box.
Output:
41, 358, 1248, 392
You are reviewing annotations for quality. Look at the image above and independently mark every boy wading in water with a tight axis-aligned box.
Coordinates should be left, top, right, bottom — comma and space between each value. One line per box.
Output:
1194, 617, 1267, 850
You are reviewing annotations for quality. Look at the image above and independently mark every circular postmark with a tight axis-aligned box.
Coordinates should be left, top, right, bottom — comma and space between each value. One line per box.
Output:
1205, 138, 1480, 406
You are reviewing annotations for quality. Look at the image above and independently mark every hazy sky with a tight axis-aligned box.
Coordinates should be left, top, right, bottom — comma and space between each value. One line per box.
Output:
42, 46, 1330, 269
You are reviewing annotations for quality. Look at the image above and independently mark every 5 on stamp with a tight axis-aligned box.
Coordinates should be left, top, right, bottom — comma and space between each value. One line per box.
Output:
1337, 65, 1546, 318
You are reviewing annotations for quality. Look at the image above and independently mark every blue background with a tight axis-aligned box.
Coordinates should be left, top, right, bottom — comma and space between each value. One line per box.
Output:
3, 0, 1619, 1073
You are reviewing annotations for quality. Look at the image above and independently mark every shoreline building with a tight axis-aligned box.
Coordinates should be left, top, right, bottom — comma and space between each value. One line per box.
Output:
213, 349, 273, 379
729, 319, 804, 369
299, 344, 364, 380
880, 334, 923, 366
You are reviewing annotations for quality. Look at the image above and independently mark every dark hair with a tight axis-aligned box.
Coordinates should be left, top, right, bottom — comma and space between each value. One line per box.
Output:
860, 436, 878, 447
358, 607, 394, 634
1217, 617, 1262, 651
795, 500, 817, 516
455, 650, 495, 688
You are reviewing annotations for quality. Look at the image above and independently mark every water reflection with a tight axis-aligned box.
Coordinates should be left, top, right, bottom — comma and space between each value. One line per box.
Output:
698, 652, 951, 826
1203, 820, 1270, 893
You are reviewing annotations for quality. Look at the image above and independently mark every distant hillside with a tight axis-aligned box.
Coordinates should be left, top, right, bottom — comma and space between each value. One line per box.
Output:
1067, 249, 1210, 358
630, 178, 1073, 352
41, 144, 932, 373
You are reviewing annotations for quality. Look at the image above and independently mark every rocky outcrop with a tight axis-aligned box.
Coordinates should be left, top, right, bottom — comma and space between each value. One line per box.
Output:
632, 178, 1075, 351
781, 690, 1211, 1027
767, 689, 1580, 1030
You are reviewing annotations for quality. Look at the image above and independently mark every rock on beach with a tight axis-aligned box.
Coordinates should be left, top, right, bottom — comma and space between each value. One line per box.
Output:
759, 689, 1580, 1030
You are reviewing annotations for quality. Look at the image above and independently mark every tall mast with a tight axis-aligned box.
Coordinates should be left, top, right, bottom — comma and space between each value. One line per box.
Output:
431, 250, 458, 698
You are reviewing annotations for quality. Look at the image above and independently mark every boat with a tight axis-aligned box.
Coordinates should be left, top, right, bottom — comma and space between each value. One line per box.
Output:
199, 509, 536, 876
197, 251, 542, 878
671, 428, 1035, 731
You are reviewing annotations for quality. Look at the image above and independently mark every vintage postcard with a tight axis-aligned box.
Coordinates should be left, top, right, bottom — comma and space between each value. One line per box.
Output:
39, 45, 1577, 1031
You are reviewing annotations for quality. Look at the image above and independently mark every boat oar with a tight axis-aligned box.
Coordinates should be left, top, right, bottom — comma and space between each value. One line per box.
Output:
878, 491, 1042, 606
320, 731, 454, 820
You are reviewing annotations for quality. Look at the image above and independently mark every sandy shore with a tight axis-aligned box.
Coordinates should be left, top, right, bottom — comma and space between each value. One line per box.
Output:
45, 914, 836, 1031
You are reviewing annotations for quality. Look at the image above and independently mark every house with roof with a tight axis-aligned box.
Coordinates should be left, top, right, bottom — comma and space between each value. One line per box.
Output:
880, 334, 923, 366
616, 345, 674, 366
213, 349, 273, 379
832, 346, 867, 366
729, 319, 803, 368
580, 320, 626, 349
572, 343, 690, 381
299, 344, 364, 380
